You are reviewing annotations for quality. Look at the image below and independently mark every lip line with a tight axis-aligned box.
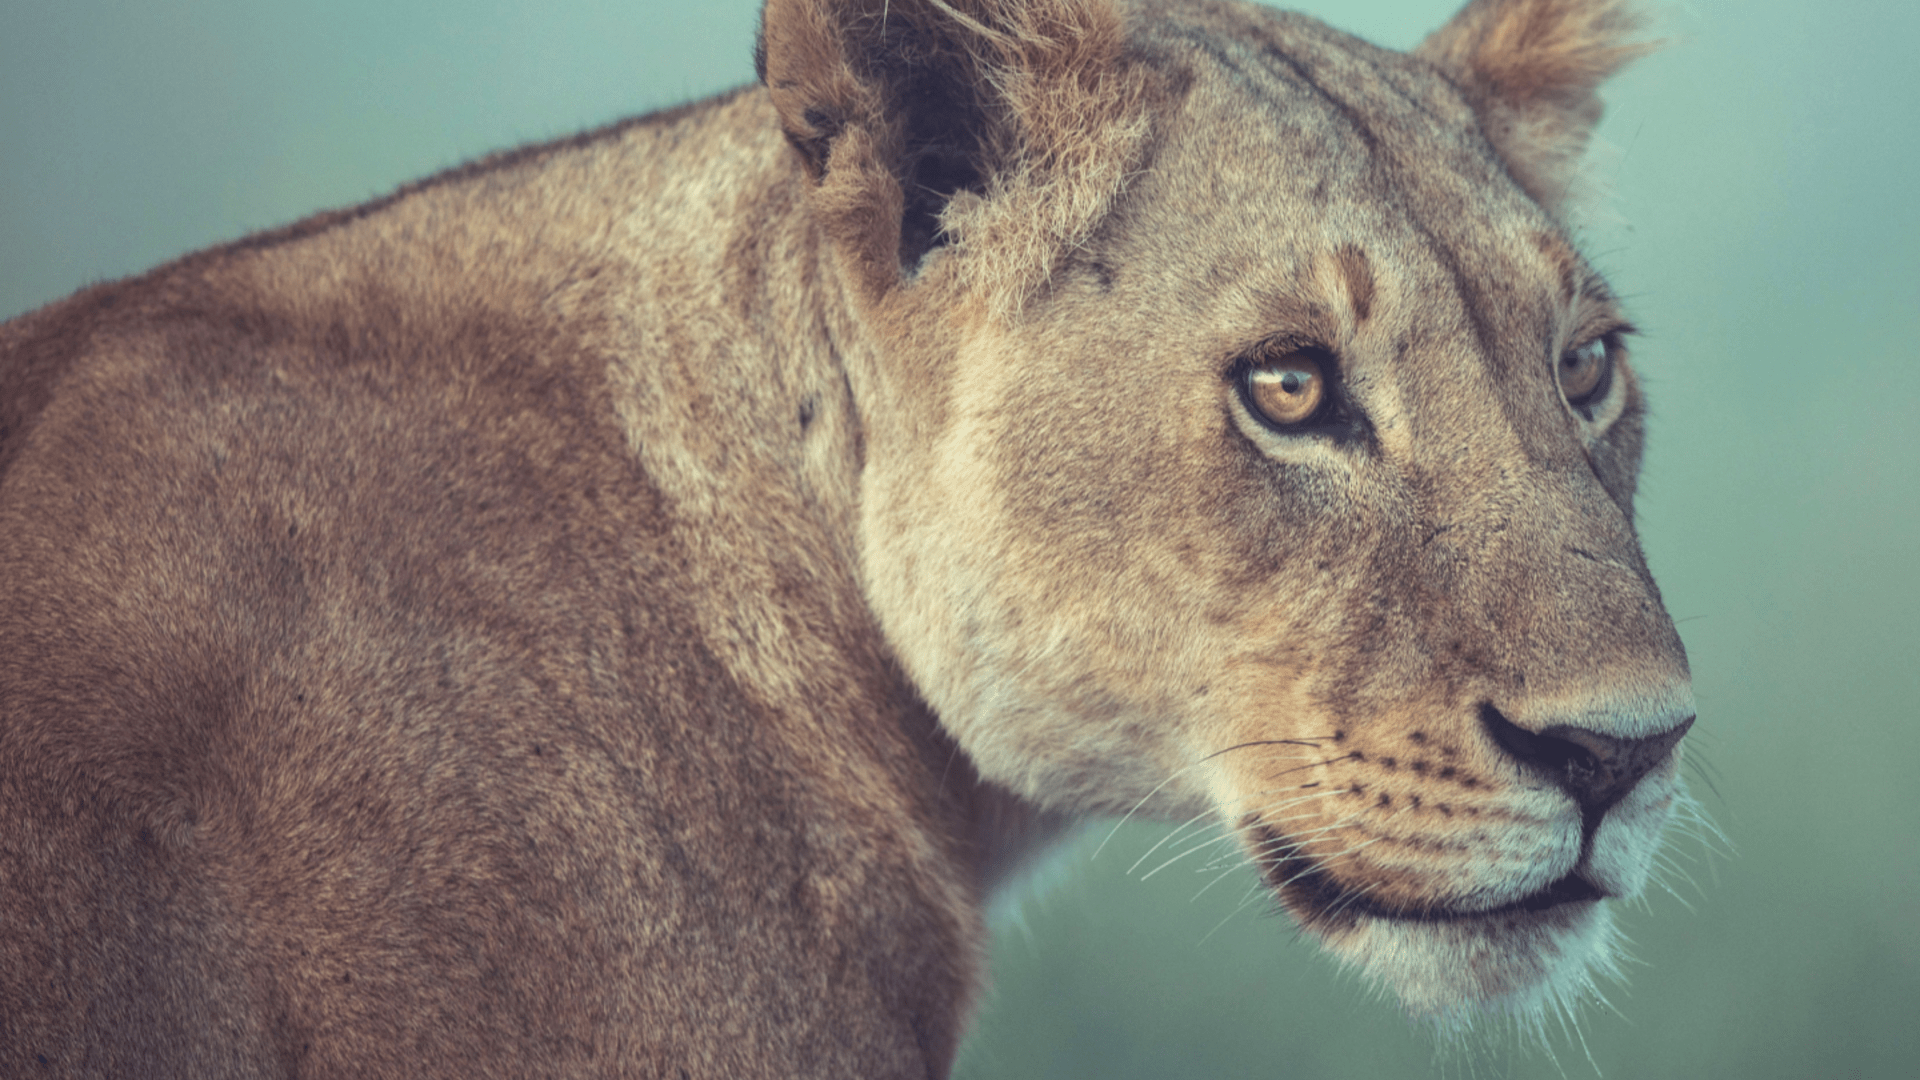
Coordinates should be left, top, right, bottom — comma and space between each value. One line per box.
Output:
1254, 825, 1609, 925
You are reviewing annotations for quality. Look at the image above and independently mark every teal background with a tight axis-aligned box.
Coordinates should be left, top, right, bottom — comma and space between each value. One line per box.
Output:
3, 2, 1915, 1077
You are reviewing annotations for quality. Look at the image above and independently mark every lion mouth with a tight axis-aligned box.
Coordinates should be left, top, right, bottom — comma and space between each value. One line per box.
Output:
1253, 825, 1608, 927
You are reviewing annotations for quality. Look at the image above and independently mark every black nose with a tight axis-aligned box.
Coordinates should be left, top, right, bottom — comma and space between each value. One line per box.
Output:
1479, 703, 1694, 813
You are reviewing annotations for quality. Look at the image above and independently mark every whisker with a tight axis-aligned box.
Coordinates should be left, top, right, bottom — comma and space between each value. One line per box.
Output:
1189, 864, 1239, 903
1651, 851, 1706, 901
1672, 797, 1734, 854
1124, 807, 1227, 876
1240, 818, 1354, 857
1136, 793, 1347, 880
1221, 821, 1355, 872
1569, 990, 1602, 1078
1279, 837, 1382, 891
1196, 876, 1277, 943
1680, 755, 1726, 802
1312, 842, 1387, 922
1124, 786, 1343, 877
1648, 874, 1696, 913
1092, 738, 1332, 860
1138, 830, 1239, 881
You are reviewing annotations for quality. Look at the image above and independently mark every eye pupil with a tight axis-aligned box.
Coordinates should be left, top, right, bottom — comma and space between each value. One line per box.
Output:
1244, 351, 1329, 428
1558, 338, 1612, 407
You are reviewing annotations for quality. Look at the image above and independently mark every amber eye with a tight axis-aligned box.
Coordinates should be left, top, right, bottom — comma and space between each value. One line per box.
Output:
1244, 352, 1329, 428
1558, 337, 1612, 411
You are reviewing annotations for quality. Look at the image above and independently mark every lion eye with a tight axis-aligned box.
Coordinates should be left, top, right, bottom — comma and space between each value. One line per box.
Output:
1558, 337, 1612, 414
1244, 352, 1329, 428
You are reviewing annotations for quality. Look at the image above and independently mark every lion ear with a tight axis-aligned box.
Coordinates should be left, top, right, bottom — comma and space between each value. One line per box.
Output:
1416, 0, 1656, 216
757, 0, 1146, 307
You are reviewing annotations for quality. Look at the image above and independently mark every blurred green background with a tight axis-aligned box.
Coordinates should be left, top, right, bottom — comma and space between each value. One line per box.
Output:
3, 1, 1914, 1077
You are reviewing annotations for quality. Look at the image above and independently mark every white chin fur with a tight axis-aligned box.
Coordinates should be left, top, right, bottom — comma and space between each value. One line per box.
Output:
1307, 775, 1688, 1033
1325, 902, 1624, 1036
1585, 774, 1681, 896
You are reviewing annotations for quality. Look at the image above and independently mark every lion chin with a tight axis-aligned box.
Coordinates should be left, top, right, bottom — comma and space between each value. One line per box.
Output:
1318, 901, 1622, 1032
1255, 770, 1693, 1031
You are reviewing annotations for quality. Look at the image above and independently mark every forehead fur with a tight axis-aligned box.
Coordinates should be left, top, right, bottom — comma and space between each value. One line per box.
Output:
763, 0, 1650, 318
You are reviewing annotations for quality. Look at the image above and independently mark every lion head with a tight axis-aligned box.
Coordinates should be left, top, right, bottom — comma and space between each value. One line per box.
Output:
763, 0, 1697, 1027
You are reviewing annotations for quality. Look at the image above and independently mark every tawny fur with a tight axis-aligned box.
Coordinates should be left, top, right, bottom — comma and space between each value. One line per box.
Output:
0, 0, 1690, 1075
1416, 0, 1657, 214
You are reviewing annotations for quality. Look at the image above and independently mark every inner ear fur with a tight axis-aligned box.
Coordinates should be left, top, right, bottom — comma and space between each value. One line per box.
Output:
1417, 0, 1656, 216
757, 0, 1153, 313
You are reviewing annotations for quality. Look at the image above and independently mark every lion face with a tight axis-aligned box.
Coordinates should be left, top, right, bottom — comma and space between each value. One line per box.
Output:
788, 0, 1693, 1024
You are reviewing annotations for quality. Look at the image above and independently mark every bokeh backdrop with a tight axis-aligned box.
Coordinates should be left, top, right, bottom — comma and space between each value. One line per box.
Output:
3, 2, 1914, 1077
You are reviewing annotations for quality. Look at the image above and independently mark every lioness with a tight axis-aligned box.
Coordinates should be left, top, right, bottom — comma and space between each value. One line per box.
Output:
0, 0, 1697, 1074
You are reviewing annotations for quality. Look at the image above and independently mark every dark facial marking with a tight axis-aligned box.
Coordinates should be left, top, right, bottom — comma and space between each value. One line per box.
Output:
1335, 245, 1375, 324
1254, 44, 1381, 153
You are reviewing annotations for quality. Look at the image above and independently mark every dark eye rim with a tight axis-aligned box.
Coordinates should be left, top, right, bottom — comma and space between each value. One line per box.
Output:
1229, 344, 1361, 438
1560, 330, 1627, 420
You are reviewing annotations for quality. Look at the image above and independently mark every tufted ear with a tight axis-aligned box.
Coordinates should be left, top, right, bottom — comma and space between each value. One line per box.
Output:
1417, 0, 1655, 216
756, 0, 1150, 312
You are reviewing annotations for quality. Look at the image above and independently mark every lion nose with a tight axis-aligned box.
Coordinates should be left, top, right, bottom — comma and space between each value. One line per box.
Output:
1479, 704, 1693, 813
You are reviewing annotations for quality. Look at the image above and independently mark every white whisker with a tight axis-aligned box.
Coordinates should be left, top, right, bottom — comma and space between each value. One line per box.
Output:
1124, 807, 1226, 876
